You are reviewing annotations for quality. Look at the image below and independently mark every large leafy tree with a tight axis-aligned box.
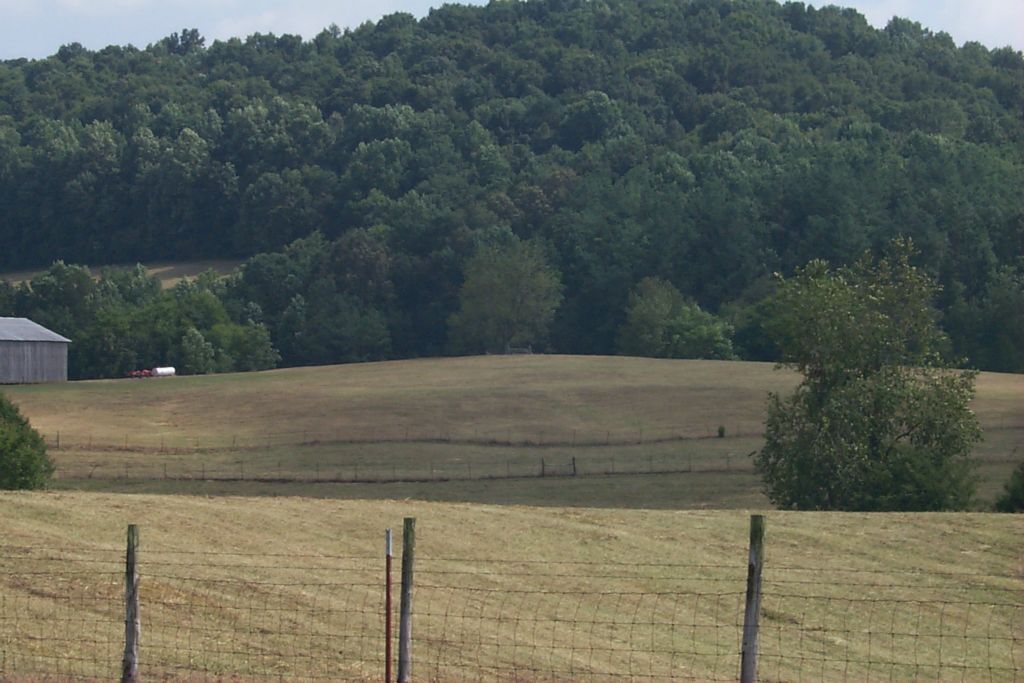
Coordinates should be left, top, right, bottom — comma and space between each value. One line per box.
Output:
755, 241, 981, 511
448, 237, 562, 353
616, 277, 735, 360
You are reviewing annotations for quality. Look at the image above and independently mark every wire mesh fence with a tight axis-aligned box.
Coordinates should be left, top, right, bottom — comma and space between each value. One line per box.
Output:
0, 546, 123, 679
141, 551, 384, 681
0, 522, 1020, 682
414, 558, 749, 682
757, 565, 1024, 682
0, 545, 384, 681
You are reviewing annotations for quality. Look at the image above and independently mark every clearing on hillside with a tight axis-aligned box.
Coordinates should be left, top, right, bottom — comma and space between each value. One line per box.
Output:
0, 258, 242, 289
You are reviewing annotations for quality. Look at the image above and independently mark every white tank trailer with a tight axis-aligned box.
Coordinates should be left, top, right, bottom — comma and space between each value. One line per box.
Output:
152, 366, 176, 377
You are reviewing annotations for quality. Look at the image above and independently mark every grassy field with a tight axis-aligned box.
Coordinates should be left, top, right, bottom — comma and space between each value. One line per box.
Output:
1, 358, 1020, 680
5, 356, 1022, 508
0, 258, 243, 289
0, 493, 1018, 681
7, 356, 790, 443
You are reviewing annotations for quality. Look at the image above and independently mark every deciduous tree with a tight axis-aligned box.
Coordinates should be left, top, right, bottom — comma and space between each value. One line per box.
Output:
448, 237, 562, 353
755, 241, 981, 510
617, 277, 735, 360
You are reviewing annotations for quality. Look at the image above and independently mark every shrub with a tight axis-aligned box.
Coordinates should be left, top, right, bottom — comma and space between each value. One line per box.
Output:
994, 460, 1024, 512
0, 393, 54, 489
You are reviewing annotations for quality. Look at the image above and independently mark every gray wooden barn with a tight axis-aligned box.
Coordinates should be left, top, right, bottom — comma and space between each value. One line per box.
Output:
0, 317, 71, 384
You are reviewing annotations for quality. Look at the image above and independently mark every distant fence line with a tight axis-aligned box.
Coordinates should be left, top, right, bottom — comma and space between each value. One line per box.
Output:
40, 423, 769, 454
52, 449, 760, 483
38, 421, 1024, 456
0, 518, 1019, 682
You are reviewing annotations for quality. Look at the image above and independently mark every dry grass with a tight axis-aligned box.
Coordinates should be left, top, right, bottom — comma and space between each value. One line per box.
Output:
0, 493, 1018, 681
9, 355, 1019, 447
6, 356, 790, 443
5, 356, 1022, 508
56, 468, 772, 511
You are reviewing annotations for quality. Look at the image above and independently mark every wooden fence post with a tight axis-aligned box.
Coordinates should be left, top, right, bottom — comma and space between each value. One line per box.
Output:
398, 517, 416, 683
740, 514, 765, 683
385, 528, 394, 683
121, 524, 140, 683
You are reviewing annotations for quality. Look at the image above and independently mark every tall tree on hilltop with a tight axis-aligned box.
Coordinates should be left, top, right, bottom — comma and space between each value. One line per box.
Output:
448, 237, 563, 354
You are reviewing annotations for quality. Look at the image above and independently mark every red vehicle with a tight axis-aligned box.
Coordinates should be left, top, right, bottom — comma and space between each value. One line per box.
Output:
128, 367, 175, 378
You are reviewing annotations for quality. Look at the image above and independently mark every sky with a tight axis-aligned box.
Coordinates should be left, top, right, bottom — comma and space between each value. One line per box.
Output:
0, 0, 1021, 61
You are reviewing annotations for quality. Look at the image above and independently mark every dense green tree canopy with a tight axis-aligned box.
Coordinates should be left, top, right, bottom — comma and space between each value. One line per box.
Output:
0, 0, 1022, 371
1, 263, 278, 379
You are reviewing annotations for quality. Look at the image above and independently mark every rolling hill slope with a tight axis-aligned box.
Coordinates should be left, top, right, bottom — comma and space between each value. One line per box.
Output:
4, 356, 1022, 507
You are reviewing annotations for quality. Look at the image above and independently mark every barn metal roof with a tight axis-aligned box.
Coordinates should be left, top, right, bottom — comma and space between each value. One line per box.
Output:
0, 317, 71, 343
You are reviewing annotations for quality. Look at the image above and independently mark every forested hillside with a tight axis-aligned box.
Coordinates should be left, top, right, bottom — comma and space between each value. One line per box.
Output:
1, 0, 1023, 375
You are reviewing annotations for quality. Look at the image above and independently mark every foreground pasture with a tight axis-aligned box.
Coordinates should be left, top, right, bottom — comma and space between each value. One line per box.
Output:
0, 493, 1018, 681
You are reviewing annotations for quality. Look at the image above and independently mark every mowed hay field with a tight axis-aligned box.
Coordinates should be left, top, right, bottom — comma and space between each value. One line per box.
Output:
0, 493, 1019, 682
5, 355, 1023, 507
9, 356, 787, 442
